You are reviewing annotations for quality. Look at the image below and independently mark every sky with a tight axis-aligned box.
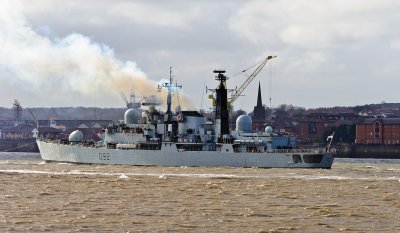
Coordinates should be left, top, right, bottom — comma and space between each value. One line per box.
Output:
1, 0, 400, 112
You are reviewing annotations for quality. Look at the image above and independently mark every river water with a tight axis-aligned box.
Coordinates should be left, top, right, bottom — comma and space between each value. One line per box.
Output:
0, 152, 399, 232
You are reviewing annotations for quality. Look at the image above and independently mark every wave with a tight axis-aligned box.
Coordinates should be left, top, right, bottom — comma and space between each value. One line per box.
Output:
0, 169, 398, 181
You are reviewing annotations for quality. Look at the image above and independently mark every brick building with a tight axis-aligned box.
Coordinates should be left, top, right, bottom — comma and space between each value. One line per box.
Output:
356, 118, 400, 144
295, 119, 326, 143
0, 124, 35, 139
37, 126, 63, 139
307, 112, 359, 127
266, 118, 296, 134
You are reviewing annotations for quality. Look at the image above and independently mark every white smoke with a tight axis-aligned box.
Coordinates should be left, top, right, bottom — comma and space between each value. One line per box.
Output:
0, 0, 193, 109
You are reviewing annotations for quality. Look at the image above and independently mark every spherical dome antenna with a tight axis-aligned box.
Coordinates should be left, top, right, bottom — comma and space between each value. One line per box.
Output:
236, 115, 252, 131
124, 108, 140, 124
265, 126, 273, 134
69, 130, 83, 142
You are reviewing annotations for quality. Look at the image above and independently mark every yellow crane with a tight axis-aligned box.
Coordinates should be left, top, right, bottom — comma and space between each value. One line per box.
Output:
229, 55, 276, 105
208, 55, 276, 108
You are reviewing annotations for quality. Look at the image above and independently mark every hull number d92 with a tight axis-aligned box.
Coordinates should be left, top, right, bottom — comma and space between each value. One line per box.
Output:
99, 153, 110, 160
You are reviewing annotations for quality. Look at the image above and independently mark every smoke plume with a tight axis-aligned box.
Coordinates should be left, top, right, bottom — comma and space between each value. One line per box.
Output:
0, 1, 193, 110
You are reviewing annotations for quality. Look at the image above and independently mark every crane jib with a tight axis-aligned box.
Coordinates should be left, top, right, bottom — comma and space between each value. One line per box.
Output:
229, 55, 276, 104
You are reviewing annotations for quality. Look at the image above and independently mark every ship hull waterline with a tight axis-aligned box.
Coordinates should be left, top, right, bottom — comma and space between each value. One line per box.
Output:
37, 141, 334, 169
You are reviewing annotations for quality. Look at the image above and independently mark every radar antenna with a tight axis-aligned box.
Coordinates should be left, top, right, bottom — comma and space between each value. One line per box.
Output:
158, 67, 182, 122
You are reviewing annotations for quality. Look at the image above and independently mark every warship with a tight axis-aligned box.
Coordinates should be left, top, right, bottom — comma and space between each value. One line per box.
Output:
37, 59, 335, 168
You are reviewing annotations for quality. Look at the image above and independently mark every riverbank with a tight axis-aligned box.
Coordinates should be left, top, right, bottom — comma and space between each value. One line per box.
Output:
335, 144, 400, 159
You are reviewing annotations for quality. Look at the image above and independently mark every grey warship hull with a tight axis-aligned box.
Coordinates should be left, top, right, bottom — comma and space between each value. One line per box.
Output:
38, 64, 335, 169
38, 140, 334, 168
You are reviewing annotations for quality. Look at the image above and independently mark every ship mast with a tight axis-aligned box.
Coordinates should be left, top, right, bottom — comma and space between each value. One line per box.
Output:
158, 67, 182, 122
208, 70, 230, 139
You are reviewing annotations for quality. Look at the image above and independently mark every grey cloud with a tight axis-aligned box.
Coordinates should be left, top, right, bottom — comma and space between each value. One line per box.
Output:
1, 0, 400, 112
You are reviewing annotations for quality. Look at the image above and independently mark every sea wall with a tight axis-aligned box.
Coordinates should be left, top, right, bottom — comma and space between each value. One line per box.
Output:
336, 144, 400, 159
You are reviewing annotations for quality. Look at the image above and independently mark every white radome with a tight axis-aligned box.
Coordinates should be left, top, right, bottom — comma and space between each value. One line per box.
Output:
236, 114, 252, 131
69, 130, 83, 142
124, 108, 140, 124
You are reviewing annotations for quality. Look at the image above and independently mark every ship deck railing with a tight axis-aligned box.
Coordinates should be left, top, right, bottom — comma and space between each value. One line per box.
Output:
233, 148, 335, 154
272, 148, 335, 154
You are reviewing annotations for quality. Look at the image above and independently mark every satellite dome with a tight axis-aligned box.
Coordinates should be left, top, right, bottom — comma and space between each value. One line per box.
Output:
69, 130, 83, 142
124, 108, 140, 124
236, 115, 252, 131
265, 126, 273, 134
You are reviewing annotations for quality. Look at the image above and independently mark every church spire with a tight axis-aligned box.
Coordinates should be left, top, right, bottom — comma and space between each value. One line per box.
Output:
252, 81, 266, 130
257, 81, 263, 107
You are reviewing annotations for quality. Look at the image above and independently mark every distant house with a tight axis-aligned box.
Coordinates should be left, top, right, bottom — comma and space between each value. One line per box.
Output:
77, 124, 89, 129
0, 124, 35, 139
37, 119, 113, 129
308, 112, 359, 127
356, 118, 400, 144
33, 119, 113, 140
92, 123, 103, 128
38, 126, 63, 139
266, 118, 296, 135
294, 119, 326, 143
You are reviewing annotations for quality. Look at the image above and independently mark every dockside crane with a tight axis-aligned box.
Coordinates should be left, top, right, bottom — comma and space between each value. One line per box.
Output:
229, 55, 276, 105
27, 108, 39, 138
207, 55, 276, 110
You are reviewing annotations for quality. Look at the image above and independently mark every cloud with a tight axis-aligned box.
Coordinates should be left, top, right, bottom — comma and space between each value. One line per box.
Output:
111, 2, 201, 28
21, 0, 202, 29
390, 39, 400, 50
0, 0, 193, 109
225, 0, 400, 108
229, 0, 400, 49
0, 1, 143, 101
2, 0, 400, 111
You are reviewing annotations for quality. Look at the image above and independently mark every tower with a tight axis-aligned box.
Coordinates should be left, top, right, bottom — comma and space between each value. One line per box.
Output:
214, 70, 230, 137
158, 67, 182, 123
252, 82, 266, 130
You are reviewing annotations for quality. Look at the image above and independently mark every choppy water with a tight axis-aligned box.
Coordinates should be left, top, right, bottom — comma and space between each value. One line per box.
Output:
0, 153, 399, 232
